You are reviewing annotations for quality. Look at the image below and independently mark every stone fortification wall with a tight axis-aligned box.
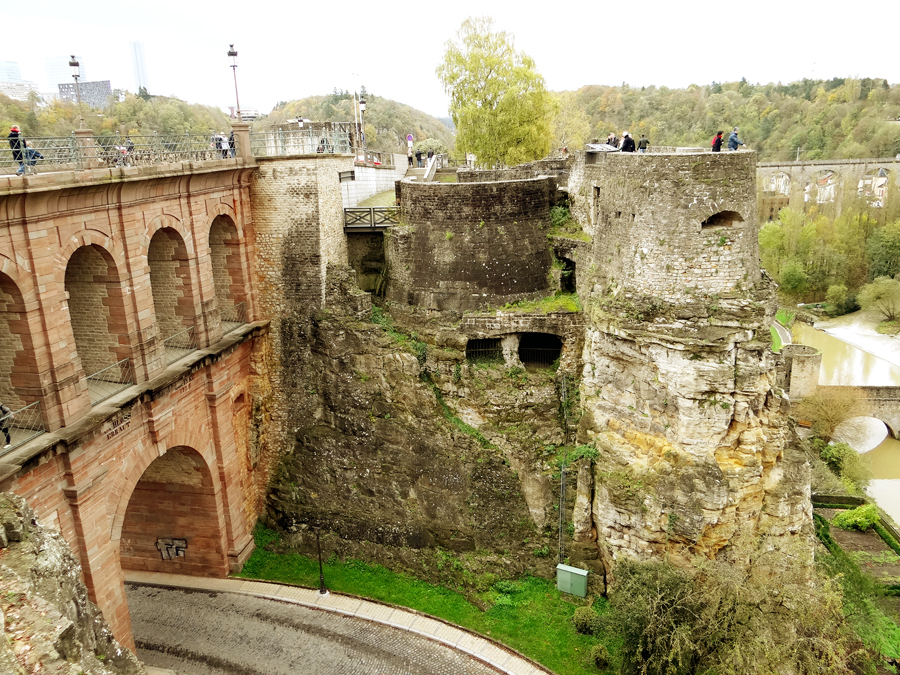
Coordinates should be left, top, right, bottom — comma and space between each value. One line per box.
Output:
573, 150, 760, 301
457, 158, 569, 184
386, 178, 553, 311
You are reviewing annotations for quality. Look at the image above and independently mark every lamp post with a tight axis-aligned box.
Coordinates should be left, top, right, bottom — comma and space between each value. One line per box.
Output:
313, 525, 328, 596
69, 55, 85, 129
359, 97, 367, 164
228, 44, 242, 122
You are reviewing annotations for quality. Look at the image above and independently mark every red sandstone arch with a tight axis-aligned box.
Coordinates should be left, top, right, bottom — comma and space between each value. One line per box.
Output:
143, 214, 194, 256
64, 244, 132, 379
148, 228, 198, 341
0, 271, 42, 411
118, 445, 228, 577
208, 215, 249, 324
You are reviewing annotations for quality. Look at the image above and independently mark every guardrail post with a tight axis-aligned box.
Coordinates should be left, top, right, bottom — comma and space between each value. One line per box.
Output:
231, 122, 252, 162
73, 128, 97, 170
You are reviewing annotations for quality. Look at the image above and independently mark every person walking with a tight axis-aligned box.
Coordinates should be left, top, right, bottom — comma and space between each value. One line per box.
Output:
637, 134, 650, 153
620, 132, 636, 152
712, 131, 724, 152
606, 132, 618, 148
407, 147, 413, 167
0, 401, 13, 449
228, 130, 236, 158
8, 125, 26, 176
728, 127, 745, 151
415, 149, 422, 167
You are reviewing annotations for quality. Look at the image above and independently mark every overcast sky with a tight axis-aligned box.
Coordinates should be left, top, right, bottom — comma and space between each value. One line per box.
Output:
7, 0, 899, 120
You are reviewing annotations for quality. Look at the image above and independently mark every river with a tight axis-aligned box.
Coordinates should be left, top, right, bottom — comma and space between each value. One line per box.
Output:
793, 322, 900, 524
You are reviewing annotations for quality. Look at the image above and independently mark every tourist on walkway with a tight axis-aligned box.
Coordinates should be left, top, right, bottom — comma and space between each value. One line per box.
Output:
407, 148, 413, 167
728, 127, 745, 151
712, 131, 724, 152
0, 401, 13, 449
219, 133, 230, 159
621, 132, 636, 152
637, 134, 649, 153
415, 149, 422, 167
606, 132, 618, 148
229, 130, 236, 158
8, 125, 25, 176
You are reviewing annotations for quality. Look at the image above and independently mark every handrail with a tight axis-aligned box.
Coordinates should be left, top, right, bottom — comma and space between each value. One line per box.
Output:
221, 302, 247, 333
250, 129, 351, 157
344, 207, 400, 228
353, 148, 395, 168
86, 358, 134, 406
163, 326, 197, 364
0, 400, 45, 455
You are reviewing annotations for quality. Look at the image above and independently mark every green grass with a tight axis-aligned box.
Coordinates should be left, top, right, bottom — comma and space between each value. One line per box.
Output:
770, 325, 782, 352
358, 190, 398, 207
238, 525, 603, 674
498, 293, 582, 315
775, 308, 796, 327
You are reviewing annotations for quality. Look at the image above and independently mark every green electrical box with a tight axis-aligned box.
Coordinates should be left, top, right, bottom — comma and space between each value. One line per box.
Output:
556, 563, 589, 598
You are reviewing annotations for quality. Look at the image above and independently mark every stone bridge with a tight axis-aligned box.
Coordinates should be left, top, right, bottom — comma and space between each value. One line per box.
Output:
822, 385, 900, 438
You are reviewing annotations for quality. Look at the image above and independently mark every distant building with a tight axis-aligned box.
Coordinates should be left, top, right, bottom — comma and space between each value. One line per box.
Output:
46, 55, 86, 89
0, 80, 40, 102
131, 42, 149, 93
58, 80, 112, 109
0, 61, 22, 82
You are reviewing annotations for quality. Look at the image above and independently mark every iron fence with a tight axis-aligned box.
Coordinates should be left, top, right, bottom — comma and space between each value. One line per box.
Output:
466, 339, 503, 365
163, 326, 198, 364
250, 129, 351, 157
519, 347, 561, 366
221, 302, 246, 334
344, 207, 400, 228
354, 149, 395, 168
0, 401, 45, 455
86, 358, 134, 406
2, 133, 239, 175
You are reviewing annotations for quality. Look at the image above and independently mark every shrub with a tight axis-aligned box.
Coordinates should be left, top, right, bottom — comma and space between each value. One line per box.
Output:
590, 643, 610, 669
833, 503, 880, 531
813, 439, 872, 494
493, 579, 521, 595
550, 205, 571, 229
858, 276, 900, 322
573, 606, 603, 635
796, 388, 869, 441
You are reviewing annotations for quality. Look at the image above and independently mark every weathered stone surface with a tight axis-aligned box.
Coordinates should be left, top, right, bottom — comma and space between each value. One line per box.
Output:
0, 493, 144, 675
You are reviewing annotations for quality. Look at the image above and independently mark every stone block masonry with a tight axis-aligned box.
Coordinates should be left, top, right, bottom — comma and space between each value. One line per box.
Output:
387, 178, 554, 311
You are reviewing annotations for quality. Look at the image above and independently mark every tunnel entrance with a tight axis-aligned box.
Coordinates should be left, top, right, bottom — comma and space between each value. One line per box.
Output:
518, 333, 562, 368
465, 338, 503, 364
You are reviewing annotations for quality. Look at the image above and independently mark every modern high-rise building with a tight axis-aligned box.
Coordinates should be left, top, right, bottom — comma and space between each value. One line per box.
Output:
46, 55, 86, 89
131, 42, 149, 93
58, 80, 112, 109
0, 61, 22, 82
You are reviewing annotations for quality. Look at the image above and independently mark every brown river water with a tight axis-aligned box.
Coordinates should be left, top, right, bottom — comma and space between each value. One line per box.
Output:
792, 322, 900, 523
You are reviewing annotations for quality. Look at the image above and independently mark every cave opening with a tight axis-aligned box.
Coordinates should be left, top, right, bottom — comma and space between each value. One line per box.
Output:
518, 333, 563, 368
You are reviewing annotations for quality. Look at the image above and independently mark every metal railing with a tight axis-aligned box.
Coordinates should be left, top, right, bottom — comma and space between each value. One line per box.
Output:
0, 401, 45, 455
2, 133, 239, 175
221, 302, 246, 334
466, 339, 503, 365
250, 129, 351, 157
86, 358, 134, 406
519, 347, 561, 366
354, 149, 395, 168
344, 207, 400, 229
163, 326, 198, 364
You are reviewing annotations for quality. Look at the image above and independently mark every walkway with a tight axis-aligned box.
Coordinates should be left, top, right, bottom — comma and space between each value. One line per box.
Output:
125, 572, 553, 675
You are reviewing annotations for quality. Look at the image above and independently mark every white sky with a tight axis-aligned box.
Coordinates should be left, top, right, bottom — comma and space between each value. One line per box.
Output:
7, 0, 899, 120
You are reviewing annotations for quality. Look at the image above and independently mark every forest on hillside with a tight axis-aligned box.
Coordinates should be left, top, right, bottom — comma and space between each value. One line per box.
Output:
559, 78, 900, 162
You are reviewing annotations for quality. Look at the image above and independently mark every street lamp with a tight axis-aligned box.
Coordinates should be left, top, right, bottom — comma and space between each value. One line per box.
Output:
313, 525, 328, 596
69, 55, 85, 129
359, 97, 367, 164
228, 44, 242, 122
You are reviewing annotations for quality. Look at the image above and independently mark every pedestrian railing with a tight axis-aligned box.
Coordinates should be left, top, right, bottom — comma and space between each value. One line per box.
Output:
2, 133, 239, 175
353, 149, 395, 168
221, 302, 246, 334
344, 207, 400, 229
250, 129, 351, 157
163, 326, 198, 364
0, 401, 45, 455
86, 358, 134, 406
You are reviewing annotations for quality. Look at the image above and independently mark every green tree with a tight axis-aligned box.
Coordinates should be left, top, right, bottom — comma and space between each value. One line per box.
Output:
551, 91, 590, 154
436, 16, 555, 167
779, 259, 810, 298
867, 220, 900, 279
858, 276, 900, 321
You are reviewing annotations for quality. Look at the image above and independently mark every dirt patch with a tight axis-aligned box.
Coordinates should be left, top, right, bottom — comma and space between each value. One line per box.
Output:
816, 508, 900, 583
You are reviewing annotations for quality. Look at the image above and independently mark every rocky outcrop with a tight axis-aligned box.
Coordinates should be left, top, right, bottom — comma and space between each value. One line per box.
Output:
0, 493, 144, 675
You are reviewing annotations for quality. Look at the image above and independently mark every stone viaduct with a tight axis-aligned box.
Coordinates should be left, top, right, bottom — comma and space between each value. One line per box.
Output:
0, 126, 358, 648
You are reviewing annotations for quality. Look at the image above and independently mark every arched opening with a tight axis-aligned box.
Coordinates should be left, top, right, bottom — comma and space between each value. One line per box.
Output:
0, 273, 43, 449
466, 338, 503, 365
859, 168, 889, 208
701, 211, 744, 229
65, 245, 133, 405
148, 228, 197, 362
518, 333, 563, 367
120, 446, 227, 576
209, 215, 247, 333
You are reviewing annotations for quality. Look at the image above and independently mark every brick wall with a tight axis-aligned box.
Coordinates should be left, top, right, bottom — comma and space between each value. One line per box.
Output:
569, 150, 760, 300
209, 215, 247, 314
387, 178, 553, 311
148, 228, 194, 339
0, 276, 38, 409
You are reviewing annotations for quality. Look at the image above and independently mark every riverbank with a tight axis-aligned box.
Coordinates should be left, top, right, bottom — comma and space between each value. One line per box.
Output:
814, 309, 900, 368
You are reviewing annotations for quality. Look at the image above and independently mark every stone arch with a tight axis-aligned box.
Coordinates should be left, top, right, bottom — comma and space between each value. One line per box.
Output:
701, 211, 745, 229
64, 244, 131, 379
143, 213, 193, 256
518, 333, 563, 367
148, 227, 197, 341
208, 214, 248, 325
0, 271, 41, 411
118, 445, 228, 576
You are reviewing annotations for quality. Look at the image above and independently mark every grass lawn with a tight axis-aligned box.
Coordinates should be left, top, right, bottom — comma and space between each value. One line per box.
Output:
358, 190, 397, 207
237, 525, 609, 675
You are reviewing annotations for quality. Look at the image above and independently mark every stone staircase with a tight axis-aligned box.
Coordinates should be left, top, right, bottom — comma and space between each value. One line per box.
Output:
405, 166, 426, 180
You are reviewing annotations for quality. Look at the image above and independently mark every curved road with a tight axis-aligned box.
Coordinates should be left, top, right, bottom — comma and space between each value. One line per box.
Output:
127, 584, 508, 675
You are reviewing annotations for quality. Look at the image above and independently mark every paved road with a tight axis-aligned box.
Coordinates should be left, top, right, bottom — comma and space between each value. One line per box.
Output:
127, 584, 503, 675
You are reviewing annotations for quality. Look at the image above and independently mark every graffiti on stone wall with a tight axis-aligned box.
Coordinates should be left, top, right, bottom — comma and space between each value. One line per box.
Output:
156, 538, 187, 560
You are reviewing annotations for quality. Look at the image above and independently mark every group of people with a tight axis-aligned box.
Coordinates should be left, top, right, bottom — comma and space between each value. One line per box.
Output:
212, 131, 236, 159
605, 131, 650, 153
407, 148, 434, 168
7, 125, 43, 176
711, 127, 746, 152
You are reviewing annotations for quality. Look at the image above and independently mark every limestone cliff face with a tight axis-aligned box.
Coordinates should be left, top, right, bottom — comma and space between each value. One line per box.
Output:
0, 493, 144, 675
